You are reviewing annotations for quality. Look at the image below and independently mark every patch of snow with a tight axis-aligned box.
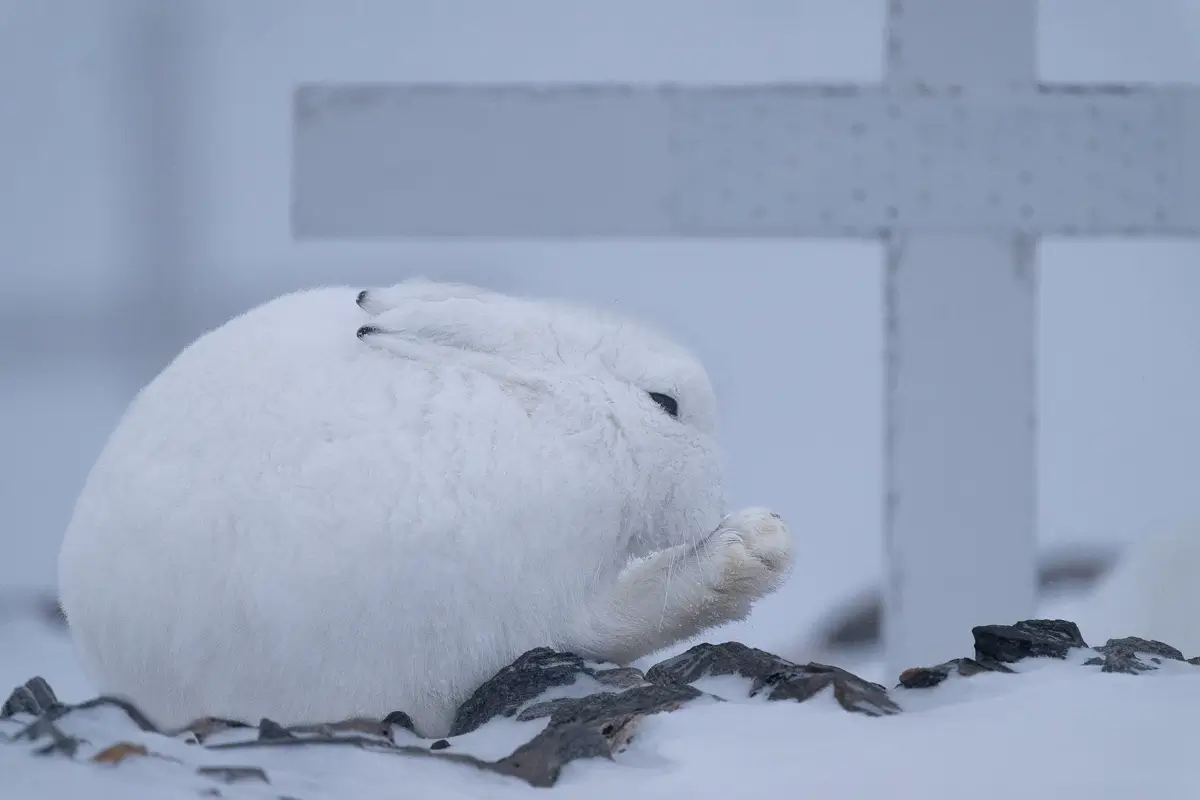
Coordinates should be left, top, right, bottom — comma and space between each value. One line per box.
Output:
448, 716, 551, 762
687, 673, 770, 702
4, 621, 1200, 799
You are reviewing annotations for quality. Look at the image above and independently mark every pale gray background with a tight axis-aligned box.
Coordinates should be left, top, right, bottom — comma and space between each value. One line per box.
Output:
1, 0, 1198, 661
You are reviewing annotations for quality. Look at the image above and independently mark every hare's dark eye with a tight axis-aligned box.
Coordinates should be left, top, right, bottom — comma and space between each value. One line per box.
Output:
647, 392, 678, 418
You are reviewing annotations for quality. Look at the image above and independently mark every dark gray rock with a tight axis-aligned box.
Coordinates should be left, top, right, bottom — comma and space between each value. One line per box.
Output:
896, 664, 953, 689
897, 656, 1014, 689
588, 667, 649, 690
646, 641, 786, 687
196, 765, 270, 785
772, 662, 901, 716
1083, 637, 1186, 674
496, 683, 703, 787
517, 682, 703, 725
381, 710, 416, 735
491, 713, 640, 788
972, 619, 1088, 663
449, 648, 590, 736
2, 677, 61, 719
257, 718, 295, 741
647, 641, 900, 716
449, 648, 651, 736
65, 696, 162, 733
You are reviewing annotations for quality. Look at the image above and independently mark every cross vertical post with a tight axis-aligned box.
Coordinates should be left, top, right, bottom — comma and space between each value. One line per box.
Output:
880, 0, 1038, 676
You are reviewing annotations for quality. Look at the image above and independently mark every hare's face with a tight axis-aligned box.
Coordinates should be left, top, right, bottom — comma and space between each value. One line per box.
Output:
357, 280, 726, 554
593, 322, 725, 556
538, 299, 725, 556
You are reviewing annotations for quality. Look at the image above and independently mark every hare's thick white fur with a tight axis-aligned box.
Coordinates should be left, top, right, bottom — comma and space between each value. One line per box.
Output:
58, 279, 793, 737
1073, 523, 1200, 658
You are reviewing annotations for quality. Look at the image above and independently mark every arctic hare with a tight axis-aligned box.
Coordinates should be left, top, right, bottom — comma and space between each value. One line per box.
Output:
58, 279, 793, 737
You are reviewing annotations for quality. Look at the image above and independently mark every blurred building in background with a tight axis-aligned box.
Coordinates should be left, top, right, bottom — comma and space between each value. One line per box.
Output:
2, 0, 1200, 666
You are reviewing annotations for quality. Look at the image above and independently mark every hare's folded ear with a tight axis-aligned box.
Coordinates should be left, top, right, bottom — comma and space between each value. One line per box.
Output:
355, 279, 501, 317
354, 298, 532, 361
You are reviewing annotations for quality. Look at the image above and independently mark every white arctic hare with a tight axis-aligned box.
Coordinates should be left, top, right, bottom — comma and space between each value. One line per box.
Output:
58, 279, 793, 737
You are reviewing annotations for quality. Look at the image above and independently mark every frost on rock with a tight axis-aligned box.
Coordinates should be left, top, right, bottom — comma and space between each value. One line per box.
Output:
4, 620, 1200, 792
1083, 636, 1186, 674
450, 648, 626, 736
646, 640, 901, 716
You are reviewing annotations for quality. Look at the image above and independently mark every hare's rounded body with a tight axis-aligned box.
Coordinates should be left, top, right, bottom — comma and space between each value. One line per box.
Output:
59, 280, 792, 736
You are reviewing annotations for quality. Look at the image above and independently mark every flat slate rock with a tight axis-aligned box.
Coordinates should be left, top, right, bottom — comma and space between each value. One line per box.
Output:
450, 648, 589, 736
449, 648, 652, 736
1083, 636, 1186, 674
647, 641, 900, 716
496, 682, 705, 788
518, 682, 704, 726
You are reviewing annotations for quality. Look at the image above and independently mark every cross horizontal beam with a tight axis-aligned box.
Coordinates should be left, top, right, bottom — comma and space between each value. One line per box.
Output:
293, 83, 1200, 240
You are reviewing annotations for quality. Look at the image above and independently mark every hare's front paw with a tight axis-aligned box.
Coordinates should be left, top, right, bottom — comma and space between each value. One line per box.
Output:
700, 508, 794, 599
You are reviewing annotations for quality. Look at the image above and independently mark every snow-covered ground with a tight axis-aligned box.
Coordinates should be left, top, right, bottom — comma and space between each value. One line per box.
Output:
5, 620, 1200, 799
